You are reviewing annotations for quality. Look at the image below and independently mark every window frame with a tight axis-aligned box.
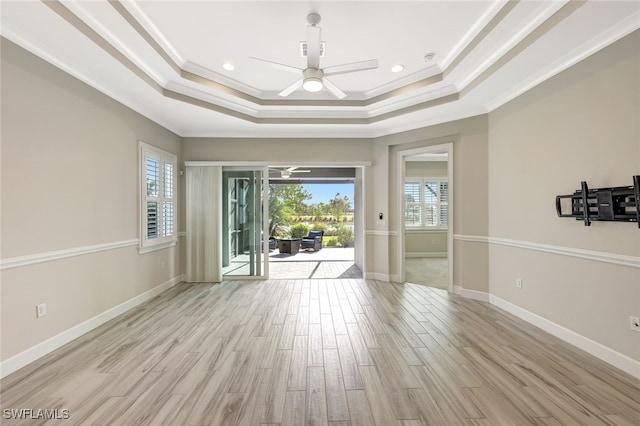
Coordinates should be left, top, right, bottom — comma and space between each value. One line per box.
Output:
139, 141, 177, 254
404, 177, 448, 230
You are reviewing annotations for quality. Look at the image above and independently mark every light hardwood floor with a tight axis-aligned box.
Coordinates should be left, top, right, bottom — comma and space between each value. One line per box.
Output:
1, 279, 639, 425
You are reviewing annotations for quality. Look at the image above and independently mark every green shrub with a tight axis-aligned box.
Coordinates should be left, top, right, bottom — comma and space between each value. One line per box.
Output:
336, 225, 354, 247
324, 236, 338, 247
312, 222, 327, 232
290, 223, 310, 239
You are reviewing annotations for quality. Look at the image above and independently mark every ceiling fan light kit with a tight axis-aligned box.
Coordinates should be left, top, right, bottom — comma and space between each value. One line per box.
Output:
302, 68, 324, 92
303, 78, 323, 92
251, 13, 378, 99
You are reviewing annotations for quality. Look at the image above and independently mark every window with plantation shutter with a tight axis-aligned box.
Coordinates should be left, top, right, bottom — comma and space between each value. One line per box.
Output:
404, 182, 422, 226
404, 177, 448, 229
140, 142, 177, 253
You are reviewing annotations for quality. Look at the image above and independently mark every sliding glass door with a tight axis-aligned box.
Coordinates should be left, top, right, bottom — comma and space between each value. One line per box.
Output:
222, 168, 267, 277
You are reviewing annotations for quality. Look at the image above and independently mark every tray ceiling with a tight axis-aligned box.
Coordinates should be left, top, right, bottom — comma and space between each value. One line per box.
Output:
2, 0, 638, 138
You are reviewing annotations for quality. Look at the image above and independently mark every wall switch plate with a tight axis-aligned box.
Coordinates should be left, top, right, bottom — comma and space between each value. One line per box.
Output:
516, 278, 522, 289
36, 303, 47, 318
630, 316, 640, 332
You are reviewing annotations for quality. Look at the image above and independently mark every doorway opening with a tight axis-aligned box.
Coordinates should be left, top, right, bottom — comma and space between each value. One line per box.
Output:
267, 166, 362, 279
397, 143, 454, 292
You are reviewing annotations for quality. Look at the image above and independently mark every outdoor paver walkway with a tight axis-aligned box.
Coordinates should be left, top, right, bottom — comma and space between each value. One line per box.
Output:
269, 247, 361, 279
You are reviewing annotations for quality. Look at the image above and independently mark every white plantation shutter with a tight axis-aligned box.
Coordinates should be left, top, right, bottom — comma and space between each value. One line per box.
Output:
163, 162, 175, 236
440, 182, 448, 226
140, 142, 177, 252
424, 181, 438, 226
404, 177, 448, 228
146, 156, 160, 239
404, 182, 422, 226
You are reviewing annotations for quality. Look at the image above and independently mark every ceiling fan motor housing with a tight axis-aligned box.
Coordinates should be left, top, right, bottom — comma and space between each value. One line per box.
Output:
307, 13, 321, 26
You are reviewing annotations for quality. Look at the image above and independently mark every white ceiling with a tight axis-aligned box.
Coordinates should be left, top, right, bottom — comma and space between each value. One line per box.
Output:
2, 1, 639, 138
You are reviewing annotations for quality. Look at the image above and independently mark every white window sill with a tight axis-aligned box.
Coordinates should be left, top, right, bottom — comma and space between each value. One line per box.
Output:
405, 228, 449, 233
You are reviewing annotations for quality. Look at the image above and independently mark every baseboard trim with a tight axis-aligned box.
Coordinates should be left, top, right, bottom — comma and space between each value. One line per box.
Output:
453, 285, 490, 302
365, 272, 390, 281
490, 295, 640, 379
0, 275, 182, 379
406, 252, 447, 258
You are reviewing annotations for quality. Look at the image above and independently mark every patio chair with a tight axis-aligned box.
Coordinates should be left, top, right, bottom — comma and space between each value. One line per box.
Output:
301, 230, 324, 251
262, 232, 277, 251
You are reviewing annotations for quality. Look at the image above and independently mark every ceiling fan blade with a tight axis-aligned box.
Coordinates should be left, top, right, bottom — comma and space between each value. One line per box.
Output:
250, 57, 301, 74
323, 59, 378, 76
306, 24, 321, 69
278, 79, 304, 97
322, 78, 347, 99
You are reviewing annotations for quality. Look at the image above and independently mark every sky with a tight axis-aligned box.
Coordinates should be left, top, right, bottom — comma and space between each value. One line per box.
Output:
302, 183, 354, 205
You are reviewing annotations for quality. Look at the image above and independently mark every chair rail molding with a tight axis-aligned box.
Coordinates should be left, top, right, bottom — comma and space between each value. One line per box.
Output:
0, 239, 140, 270
365, 230, 398, 236
453, 234, 640, 268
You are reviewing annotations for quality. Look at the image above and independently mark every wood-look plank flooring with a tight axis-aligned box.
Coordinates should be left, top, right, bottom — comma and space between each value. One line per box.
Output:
1, 279, 639, 425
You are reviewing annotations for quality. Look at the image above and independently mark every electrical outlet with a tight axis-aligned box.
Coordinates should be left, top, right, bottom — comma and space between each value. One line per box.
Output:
516, 278, 522, 289
36, 303, 47, 318
630, 316, 640, 332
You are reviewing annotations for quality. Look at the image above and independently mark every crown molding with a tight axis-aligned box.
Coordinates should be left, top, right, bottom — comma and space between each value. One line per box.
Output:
5, 0, 636, 134
485, 9, 640, 113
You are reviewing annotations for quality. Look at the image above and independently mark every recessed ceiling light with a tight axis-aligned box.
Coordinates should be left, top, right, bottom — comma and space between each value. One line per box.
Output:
391, 64, 404, 73
222, 62, 235, 71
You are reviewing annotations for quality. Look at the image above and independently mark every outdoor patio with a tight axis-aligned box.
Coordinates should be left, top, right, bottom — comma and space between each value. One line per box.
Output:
269, 246, 360, 279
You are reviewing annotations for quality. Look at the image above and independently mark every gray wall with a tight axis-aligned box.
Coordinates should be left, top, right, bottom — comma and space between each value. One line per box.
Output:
487, 30, 640, 362
182, 137, 373, 163
375, 116, 490, 293
1, 39, 183, 364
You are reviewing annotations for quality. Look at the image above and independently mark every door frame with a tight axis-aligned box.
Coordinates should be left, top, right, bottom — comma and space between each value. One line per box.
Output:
395, 143, 454, 292
184, 160, 369, 279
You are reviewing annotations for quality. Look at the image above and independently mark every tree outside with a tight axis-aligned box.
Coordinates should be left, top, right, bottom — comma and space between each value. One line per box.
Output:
269, 184, 354, 247
269, 184, 312, 236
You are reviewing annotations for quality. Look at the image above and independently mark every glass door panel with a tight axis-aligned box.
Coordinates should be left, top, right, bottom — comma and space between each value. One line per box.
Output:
222, 168, 266, 277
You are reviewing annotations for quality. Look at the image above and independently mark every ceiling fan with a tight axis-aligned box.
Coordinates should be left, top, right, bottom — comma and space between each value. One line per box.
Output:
269, 167, 311, 178
251, 13, 378, 99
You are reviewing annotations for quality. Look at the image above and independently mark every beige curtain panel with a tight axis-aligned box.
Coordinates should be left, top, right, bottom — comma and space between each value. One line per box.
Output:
186, 166, 222, 282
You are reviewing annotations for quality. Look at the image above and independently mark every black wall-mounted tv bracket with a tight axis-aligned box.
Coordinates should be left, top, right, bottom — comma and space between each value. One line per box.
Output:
556, 175, 640, 227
